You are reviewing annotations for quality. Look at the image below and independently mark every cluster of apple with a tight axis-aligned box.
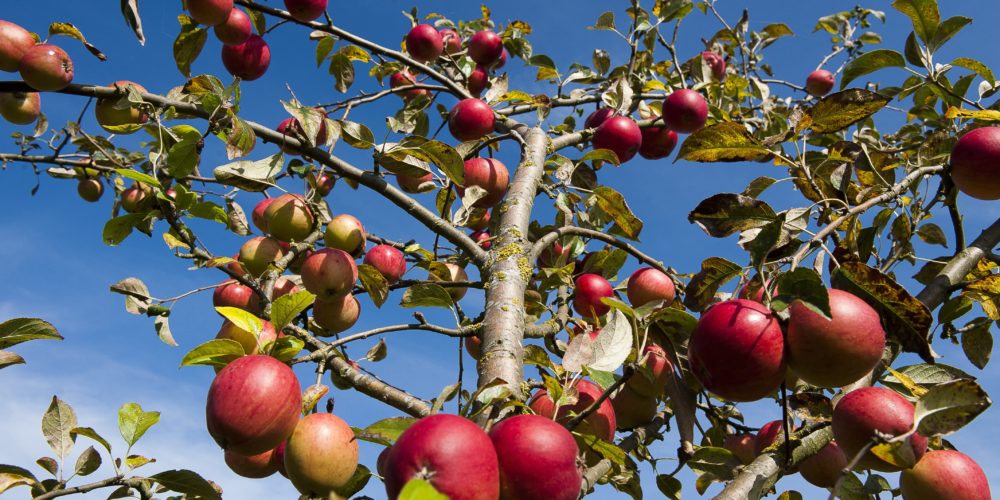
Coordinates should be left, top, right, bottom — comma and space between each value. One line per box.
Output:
377, 413, 582, 500
206, 354, 359, 498
0, 19, 73, 126
393, 23, 507, 100
186, 0, 329, 81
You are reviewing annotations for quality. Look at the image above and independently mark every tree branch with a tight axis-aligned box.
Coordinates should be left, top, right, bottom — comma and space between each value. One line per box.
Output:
530, 226, 669, 275
715, 423, 832, 499
293, 322, 479, 364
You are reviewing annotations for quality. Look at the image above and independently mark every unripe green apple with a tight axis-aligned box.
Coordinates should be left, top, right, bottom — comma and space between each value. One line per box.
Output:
238, 236, 285, 277
284, 412, 358, 498
429, 262, 468, 301
264, 194, 314, 242
95, 81, 148, 134
324, 214, 366, 256
215, 319, 277, 356
0, 91, 40, 124
77, 178, 103, 202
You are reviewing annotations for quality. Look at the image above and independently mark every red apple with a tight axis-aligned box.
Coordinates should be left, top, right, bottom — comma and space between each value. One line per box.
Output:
662, 89, 708, 133
460, 157, 509, 208
585, 107, 617, 129
396, 171, 434, 193
363, 244, 407, 284
530, 379, 616, 441
273, 441, 288, 477
439, 29, 462, 55
701, 51, 726, 80
283, 0, 327, 22
471, 230, 491, 249
468, 31, 503, 66
120, 185, 153, 213
238, 236, 285, 277
611, 385, 658, 430
0, 20, 34, 72
313, 294, 360, 334
95, 81, 149, 134
324, 214, 366, 256
799, 440, 848, 488
300, 248, 357, 300
448, 98, 495, 142
626, 267, 675, 308
214, 8, 252, 45
310, 171, 334, 197
272, 277, 300, 299
188, 0, 234, 26
206, 355, 301, 455
278, 113, 329, 152
405, 24, 443, 63
724, 433, 755, 465
221, 34, 270, 81
77, 178, 103, 202
0, 91, 39, 125
538, 241, 569, 268
805, 69, 835, 97
213, 281, 261, 314
489, 414, 582, 500
638, 126, 678, 160
628, 343, 672, 397
753, 420, 785, 456
832, 387, 928, 472
264, 193, 314, 242
687, 299, 786, 402
284, 412, 358, 497
491, 49, 507, 70
224, 448, 278, 478
573, 273, 614, 319
592, 116, 642, 163
376, 446, 391, 477
389, 70, 430, 100
900, 450, 990, 500
950, 126, 1000, 200
467, 65, 489, 96
251, 197, 276, 233
429, 262, 468, 301
465, 335, 482, 359
19, 44, 73, 91
786, 288, 886, 388
384, 414, 499, 500
216, 319, 278, 355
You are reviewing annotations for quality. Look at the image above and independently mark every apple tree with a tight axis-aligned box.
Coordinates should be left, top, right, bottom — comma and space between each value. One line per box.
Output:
0, 0, 997, 498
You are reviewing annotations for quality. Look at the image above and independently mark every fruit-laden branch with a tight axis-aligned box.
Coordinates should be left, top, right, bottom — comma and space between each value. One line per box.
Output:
234, 0, 471, 99
530, 226, 670, 275
0, 153, 218, 184
789, 165, 944, 268
321, 83, 451, 112
0, 81, 489, 264
285, 323, 432, 417
477, 125, 544, 395
351, 279, 485, 297
580, 412, 669, 494
715, 424, 833, 500
293, 322, 480, 364
549, 116, 660, 152
33, 476, 149, 500
494, 92, 663, 117
721, 215, 1000, 497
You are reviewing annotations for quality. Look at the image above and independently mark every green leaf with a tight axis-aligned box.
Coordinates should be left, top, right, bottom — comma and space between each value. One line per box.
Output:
961, 275, 1000, 321
676, 122, 770, 163
48, 22, 106, 61
871, 439, 919, 469
0, 350, 24, 370
656, 474, 682, 500
419, 140, 464, 185
401, 283, 453, 309
337, 464, 372, 498
109, 277, 152, 315
593, 186, 643, 239
687, 446, 742, 480
124, 454, 155, 470
42, 396, 77, 460
118, 402, 160, 448
772, 268, 831, 318
952, 57, 995, 86
36, 457, 58, 477
270, 290, 315, 331
880, 363, 974, 394
961, 318, 993, 369
0, 465, 36, 494
683, 257, 742, 312
114, 168, 160, 188
70, 427, 112, 455
802, 89, 890, 134
74, 446, 101, 476
0, 318, 62, 349
916, 223, 948, 247
653, 0, 693, 22
891, 0, 940, 44
215, 306, 263, 336
357, 264, 390, 308
172, 16, 207, 77
103, 214, 145, 246
688, 193, 777, 238
904, 32, 923, 66
356, 417, 418, 445
338, 120, 375, 149
167, 137, 200, 178
224, 116, 257, 159
831, 262, 933, 362
914, 379, 991, 435
213, 154, 283, 192
928, 16, 971, 52
189, 201, 229, 226
120, 0, 146, 45
180, 339, 245, 368
590, 12, 615, 31
268, 335, 304, 363
840, 49, 906, 89
149, 469, 220, 500
399, 478, 448, 500
581, 149, 621, 165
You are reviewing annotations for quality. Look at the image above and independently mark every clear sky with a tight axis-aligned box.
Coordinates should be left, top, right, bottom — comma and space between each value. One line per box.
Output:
1, 0, 998, 498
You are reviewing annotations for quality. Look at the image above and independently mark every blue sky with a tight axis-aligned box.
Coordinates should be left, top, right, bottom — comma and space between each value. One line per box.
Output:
1, 0, 999, 498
